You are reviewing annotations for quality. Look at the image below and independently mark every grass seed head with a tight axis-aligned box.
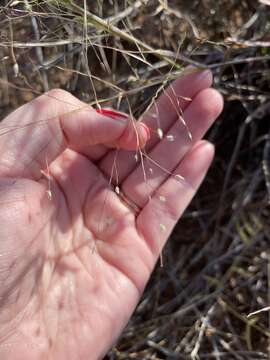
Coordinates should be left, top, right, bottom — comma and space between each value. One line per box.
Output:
157, 128, 164, 139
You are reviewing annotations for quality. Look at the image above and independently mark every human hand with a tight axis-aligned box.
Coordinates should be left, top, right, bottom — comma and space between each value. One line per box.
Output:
0, 69, 223, 359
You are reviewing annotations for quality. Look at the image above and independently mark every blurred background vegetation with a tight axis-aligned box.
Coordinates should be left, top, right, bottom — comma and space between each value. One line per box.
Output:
0, 0, 270, 359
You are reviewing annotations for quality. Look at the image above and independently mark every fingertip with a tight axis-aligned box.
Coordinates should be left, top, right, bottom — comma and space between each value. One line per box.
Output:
138, 123, 151, 144
95, 109, 151, 150
116, 121, 150, 150
176, 140, 215, 191
191, 140, 215, 171
178, 67, 213, 90
183, 66, 213, 82
207, 88, 224, 116
194, 140, 215, 158
193, 88, 224, 120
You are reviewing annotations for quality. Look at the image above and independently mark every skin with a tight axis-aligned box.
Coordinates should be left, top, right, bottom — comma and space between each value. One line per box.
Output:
0, 70, 223, 359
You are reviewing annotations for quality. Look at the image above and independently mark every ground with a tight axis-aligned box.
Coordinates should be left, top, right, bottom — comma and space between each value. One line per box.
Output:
0, 1, 269, 359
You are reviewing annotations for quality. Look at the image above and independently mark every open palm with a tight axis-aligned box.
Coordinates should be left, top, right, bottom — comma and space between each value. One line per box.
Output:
0, 70, 223, 359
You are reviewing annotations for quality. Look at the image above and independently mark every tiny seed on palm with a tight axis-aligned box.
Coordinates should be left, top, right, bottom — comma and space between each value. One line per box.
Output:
160, 223, 166, 232
175, 174, 184, 182
46, 190, 52, 201
166, 135, 175, 142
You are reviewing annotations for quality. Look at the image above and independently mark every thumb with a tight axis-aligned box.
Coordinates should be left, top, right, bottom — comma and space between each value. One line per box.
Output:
0, 89, 148, 179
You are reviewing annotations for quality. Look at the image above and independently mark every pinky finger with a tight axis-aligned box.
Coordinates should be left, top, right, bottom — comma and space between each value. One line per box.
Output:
137, 140, 215, 259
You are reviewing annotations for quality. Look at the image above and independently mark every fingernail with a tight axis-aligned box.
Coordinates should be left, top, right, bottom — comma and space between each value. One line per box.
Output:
96, 108, 129, 120
139, 123, 151, 141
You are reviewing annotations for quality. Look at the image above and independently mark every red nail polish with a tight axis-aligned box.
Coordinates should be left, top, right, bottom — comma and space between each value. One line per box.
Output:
96, 108, 129, 120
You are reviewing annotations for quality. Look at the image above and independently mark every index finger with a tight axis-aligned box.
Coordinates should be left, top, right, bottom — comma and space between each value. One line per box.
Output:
0, 89, 148, 180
